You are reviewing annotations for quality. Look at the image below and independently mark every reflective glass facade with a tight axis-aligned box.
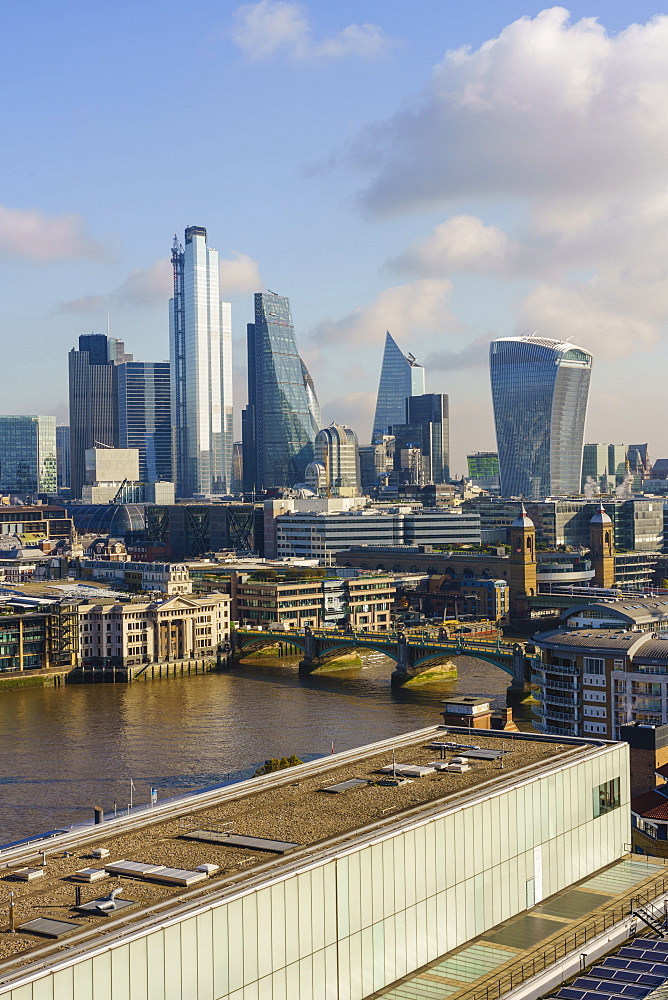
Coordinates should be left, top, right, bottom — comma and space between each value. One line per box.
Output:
0, 415, 56, 495
117, 362, 172, 483
170, 227, 233, 497
68, 334, 125, 498
372, 332, 425, 442
243, 292, 320, 490
490, 337, 592, 498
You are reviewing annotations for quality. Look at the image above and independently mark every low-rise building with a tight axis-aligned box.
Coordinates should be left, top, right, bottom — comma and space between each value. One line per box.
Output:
532, 627, 668, 738
276, 508, 480, 561
0, 602, 78, 672
78, 558, 192, 594
231, 572, 395, 630
76, 593, 231, 667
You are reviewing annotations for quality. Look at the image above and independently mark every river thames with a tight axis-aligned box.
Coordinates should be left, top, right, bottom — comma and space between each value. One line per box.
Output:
0, 652, 532, 843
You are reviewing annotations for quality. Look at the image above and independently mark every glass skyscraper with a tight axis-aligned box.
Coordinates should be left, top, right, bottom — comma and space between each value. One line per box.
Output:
68, 334, 129, 498
0, 416, 57, 495
117, 362, 172, 483
391, 393, 450, 484
170, 226, 233, 497
490, 335, 593, 498
372, 331, 425, 442
242, 292, 320, 491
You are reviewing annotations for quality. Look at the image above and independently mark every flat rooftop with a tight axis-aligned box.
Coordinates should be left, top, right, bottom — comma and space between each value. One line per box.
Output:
0, 727, 613, 976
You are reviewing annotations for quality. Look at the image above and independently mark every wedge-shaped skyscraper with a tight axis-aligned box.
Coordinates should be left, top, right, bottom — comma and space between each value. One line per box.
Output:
170, 226, 233, 497
490, 335, 592, 498
242, 292, 320, 491
372, 331, 425, 442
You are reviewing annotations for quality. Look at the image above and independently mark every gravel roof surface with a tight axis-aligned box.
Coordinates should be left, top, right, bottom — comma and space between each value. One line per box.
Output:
0, 729, 584, 967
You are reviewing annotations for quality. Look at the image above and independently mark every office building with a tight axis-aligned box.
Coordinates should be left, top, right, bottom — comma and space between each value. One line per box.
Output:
68, 333, 130, 498
628, 443, 651, 478
359, 438, 394, 493
242, 292, 320, 491
0, 415, 57, 495
490, 335, 592, 498
76, 593, 230, 668
231, 441, 243, 493
170, 226, 233, 497
311, 422, 360, 495
56, 425, 70, 492
391, 393, 449, 485
276, 507, 480, 560
372, 331, 425, 442
582, 443, 627, 493
232, 571, 395, 630
117, 361, 171, 483
467, 452, 499, 490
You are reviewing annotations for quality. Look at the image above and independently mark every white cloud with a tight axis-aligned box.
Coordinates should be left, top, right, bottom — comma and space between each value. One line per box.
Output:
116, 259, 173, 306
219, 251, 262, 295
390, 215, 511, 277
58, 251, 262, 314
354, 7, 668, 214
314, 279, 453, 347
229, 1, 394, 62
0, 206, 101, 260
351, 9, 668, 366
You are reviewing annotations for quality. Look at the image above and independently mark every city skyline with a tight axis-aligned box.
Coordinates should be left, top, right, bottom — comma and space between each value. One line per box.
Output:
1, 2, 667, 473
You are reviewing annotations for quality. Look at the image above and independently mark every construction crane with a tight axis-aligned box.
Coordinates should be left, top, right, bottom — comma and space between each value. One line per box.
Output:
112, 479, 127, 504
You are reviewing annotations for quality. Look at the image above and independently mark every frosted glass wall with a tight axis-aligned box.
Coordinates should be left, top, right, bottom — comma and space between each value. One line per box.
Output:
1, 744, 629, 1000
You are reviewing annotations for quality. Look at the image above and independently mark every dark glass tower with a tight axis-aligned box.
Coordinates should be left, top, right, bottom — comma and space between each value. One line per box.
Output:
490, 335, 592, 498
68, 334, 129, 498
372, 332, 425, 442
242, 292, 320, 491
117, 362, 172, 483
391, 393, 450, 484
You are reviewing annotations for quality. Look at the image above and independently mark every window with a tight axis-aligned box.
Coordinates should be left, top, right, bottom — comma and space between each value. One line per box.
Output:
593, 777, 620, 818
584, 657, 605, 675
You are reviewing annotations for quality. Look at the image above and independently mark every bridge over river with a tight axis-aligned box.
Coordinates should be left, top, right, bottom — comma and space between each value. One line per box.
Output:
232, 626, 541, 688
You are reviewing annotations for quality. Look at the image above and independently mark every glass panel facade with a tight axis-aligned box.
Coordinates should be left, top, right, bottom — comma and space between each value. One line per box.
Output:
169, 227, 233, 497
117, 362, 171, 483
242, 292, 320, 491
0, 415, 56, 495
372, 332, 425, 443
490, 336, 592, 498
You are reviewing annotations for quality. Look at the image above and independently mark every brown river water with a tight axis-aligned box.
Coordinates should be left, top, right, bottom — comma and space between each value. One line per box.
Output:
0, 653, 533, 844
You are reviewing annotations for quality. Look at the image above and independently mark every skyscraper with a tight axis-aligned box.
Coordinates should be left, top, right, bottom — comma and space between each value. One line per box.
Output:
242, 292, 320, 491
372, 332, 425, 442
117, 362, 172, 483
490, 335, 592, 498
0, 416, 57, 495
391, 393, 450, 484
311, 422, 361, 494
68, 334, 129, 498
56, 425, 70, 492
170, 226, 233, 497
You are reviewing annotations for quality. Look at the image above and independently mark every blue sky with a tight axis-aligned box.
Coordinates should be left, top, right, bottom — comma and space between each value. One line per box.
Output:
3, 1, 668, 474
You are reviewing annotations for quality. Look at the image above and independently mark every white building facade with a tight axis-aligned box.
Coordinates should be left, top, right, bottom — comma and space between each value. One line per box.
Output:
0, 732, 629, 1000
170, 226, 233, 497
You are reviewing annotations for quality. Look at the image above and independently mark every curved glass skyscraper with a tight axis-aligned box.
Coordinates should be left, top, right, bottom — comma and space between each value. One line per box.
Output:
242, 292, 321, 491
490, 335, 592, 498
